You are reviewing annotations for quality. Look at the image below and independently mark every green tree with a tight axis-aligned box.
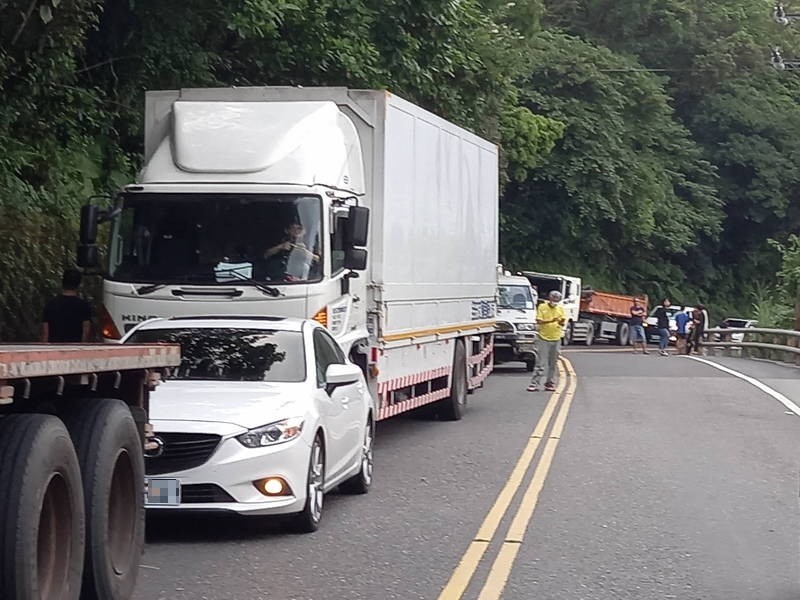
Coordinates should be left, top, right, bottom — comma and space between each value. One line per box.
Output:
501, 32, 721, 301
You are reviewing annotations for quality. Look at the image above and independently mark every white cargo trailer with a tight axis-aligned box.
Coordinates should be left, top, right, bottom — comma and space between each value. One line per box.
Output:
79, 87, 498, 421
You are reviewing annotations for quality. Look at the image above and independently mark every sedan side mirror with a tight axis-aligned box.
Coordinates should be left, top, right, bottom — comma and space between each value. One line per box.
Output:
324, 363, 361, 394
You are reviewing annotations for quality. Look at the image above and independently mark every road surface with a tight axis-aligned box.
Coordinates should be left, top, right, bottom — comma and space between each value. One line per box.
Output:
134, 350, 800, 600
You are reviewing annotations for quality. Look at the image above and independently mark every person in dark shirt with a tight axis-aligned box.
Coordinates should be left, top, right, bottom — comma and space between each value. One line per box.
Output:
263, 222, 320, 281
629, 297, 648, 354
653, 298, 671, 356
41, 269, 92, 343
687, 304, 707, 355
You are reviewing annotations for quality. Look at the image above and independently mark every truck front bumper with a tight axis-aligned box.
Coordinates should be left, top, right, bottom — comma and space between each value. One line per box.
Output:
493, 334, 537, 362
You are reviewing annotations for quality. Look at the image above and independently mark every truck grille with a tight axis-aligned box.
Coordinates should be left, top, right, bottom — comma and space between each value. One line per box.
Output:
181, 484, 235, 504
145, 433, 221, 475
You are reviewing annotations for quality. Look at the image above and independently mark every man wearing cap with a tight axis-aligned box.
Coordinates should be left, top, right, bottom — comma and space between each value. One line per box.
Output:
528, 290, 566, 392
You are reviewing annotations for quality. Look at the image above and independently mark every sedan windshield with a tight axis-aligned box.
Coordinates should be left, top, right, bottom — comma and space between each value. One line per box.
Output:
109, 193, 322, 285
127, 327, 305, 382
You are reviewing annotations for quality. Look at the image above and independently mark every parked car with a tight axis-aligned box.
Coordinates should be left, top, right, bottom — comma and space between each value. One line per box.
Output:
645, 305, 696, 345
122, 316, 375, 532
715, 318, 758, 343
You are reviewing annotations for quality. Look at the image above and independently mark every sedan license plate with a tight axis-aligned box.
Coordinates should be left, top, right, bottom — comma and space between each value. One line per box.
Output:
145, 478, 181, 506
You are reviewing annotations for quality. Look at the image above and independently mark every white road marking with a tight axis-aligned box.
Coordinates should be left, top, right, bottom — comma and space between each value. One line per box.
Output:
684, 355, 800, 417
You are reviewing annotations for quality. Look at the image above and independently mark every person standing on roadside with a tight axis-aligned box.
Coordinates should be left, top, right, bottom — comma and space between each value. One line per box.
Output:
41, 269, 92, 343
653, 298, 671, 356
527, 290, 566, 393
674, 309, 691, 354
629, 297, 648, 354
688, 304, 707, 355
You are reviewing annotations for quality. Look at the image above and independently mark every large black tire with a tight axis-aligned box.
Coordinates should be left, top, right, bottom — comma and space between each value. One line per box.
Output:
438, 340, 467, 421
290, 434, 326, 533
0, 414, 85, 600
61, 399, 144, 600
615, 322, 630, 346
340, 417, 374, 495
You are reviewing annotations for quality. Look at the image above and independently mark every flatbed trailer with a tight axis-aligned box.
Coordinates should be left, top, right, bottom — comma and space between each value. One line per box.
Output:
0, 343, 180, 600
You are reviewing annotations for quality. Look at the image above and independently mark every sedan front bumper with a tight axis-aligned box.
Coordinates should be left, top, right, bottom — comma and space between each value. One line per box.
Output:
146, 427, 313, 517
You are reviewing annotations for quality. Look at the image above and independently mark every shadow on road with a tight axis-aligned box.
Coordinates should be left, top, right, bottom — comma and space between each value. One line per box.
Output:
144, 493, 353, 544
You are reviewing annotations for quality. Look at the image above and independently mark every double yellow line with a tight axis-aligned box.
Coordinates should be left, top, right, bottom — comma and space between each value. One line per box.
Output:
438, 358, 578, 600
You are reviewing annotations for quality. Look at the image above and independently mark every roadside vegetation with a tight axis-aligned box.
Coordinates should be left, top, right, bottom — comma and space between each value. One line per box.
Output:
1, 0, 798, 338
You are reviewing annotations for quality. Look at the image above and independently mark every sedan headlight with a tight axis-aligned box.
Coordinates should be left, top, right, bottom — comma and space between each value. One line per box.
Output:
516, 323, 536, 331
236, 417, 305, 448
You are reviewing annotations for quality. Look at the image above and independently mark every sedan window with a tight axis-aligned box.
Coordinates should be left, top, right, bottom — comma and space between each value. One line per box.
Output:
127, 327, 305, 382
313, 329, 345, 387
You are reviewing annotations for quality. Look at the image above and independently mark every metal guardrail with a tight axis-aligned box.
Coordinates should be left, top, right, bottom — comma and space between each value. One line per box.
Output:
701, 327, 800, 366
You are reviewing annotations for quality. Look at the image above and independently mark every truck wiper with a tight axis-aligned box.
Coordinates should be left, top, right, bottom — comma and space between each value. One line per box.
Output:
136, 272, 281, 298
499, 304, 527, 313
216, 269, 282, 297
135, 283, 166, 295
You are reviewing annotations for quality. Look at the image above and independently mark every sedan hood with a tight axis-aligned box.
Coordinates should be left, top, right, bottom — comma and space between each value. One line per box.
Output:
149, 380, 308, 429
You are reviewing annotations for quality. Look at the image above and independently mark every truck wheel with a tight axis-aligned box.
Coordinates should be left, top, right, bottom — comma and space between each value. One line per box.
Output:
615, 322, 630, 346
61, 399, 144, 600
438, 340, 467, 421
0, 414, 85, 600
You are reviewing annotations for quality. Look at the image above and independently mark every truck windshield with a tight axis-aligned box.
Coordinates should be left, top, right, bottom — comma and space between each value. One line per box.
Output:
498, 285, 534, 309
126, 327, 306, 382
108, 193, 323, 285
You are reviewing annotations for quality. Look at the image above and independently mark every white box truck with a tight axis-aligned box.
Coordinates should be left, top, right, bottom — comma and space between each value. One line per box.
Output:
78, 87, 498, 421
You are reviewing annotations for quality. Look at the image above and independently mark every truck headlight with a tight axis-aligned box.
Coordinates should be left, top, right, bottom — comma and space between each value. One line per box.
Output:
236, 417, 305, 448
516, 323, 536, 331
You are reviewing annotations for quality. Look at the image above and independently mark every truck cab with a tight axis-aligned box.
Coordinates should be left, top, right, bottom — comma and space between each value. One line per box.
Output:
493, 268, 538, 371
520, 270, 582, 344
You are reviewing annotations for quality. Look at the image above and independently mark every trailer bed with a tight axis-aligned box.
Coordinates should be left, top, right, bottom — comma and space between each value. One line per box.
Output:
0, 344, 180, 379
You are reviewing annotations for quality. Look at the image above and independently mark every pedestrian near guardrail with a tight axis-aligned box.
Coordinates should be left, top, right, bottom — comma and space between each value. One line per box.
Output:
653, 299, 671, 356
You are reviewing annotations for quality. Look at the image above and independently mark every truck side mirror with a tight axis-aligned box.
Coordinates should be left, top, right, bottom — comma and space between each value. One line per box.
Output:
346, 206, 369, 247
344, 248, 367, 271
80, 204, 100, 244
77, 244, 99, 269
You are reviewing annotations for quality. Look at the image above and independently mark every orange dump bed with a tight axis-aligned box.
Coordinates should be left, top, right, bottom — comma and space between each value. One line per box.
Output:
580, 290, 647, 319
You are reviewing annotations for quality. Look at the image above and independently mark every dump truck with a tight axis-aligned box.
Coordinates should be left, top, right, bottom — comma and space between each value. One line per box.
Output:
578, 288, 649, 346
520, 270, 646, 346
0, 343, 180, 599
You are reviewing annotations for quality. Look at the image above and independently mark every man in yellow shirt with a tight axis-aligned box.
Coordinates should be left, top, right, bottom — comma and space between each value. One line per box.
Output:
527, 290, 566, 392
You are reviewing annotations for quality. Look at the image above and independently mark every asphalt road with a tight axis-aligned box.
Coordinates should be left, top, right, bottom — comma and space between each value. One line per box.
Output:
133, 350, 800, 600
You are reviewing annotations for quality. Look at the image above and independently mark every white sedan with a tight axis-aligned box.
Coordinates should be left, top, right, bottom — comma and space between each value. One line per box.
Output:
122, 316, 375, 532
